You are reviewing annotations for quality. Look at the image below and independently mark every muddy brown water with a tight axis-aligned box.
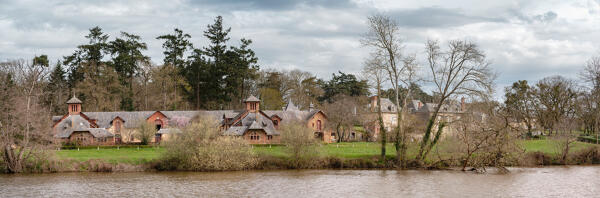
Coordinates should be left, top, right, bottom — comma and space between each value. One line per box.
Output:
1, 166, 599, 197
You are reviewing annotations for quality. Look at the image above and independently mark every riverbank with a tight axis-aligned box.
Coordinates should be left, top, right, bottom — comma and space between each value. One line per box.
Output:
3, 140, 599, 173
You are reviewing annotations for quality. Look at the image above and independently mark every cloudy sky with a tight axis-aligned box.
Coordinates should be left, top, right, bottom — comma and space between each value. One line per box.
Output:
1, 0, 600, 99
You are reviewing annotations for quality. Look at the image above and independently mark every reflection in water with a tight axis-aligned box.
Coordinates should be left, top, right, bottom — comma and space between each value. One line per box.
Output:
1, 166, 600, 197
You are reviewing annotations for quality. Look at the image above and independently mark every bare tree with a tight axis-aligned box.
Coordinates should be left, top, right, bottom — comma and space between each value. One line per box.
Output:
0, 59, 53, 173
362, 55, 389, 159
416, 39, 495, 162
532, 76, 578, 135
580, 55, 600, 142
362, 14, 412, 164
280, 122, 320, 168
321, 95, 364, 142
136, 121, 157, 145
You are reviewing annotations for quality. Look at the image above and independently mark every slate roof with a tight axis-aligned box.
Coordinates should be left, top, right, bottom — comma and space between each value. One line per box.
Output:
244, 95, 260, 102
88, 128, 114, 138
263, 109, 322, 124
416, 102, 462, 113
66, 96, 82, 104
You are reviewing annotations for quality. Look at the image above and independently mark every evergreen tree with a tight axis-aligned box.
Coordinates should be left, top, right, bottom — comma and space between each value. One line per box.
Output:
319, 71, 370, 103
156, 28, 193, 69
108, 31, 150, 111
63, 26, 110, 90
44, 61, 68, 115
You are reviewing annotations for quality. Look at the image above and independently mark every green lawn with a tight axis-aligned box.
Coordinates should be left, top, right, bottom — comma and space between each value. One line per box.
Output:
55, 140, 599, 164
55, 147, 165, 164
519, 139, 596, 155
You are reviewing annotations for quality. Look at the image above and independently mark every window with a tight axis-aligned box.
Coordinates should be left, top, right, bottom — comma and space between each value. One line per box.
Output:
316, 120, 322, 131
267, 135, 273, 140
155, 119, 163, 130
273, 120, 278, 126
115, 120, 121, 133
250, 133, 260, 140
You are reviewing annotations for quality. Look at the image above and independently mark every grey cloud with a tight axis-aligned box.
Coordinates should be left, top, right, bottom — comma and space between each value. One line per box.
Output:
532, 11, 557, 23
187, 0, 356, 11
389, 7, 507, 28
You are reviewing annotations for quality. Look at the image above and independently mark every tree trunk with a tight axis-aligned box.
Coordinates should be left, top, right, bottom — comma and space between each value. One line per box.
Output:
377, 85, 386, 160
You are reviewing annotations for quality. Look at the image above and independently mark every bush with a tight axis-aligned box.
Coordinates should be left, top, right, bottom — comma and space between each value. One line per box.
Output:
279, 122, 321, 168
155, 117, 257, 171
136, 121, 157, 145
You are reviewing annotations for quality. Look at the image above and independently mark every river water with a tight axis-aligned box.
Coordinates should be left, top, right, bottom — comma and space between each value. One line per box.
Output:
1, 166, 599, 197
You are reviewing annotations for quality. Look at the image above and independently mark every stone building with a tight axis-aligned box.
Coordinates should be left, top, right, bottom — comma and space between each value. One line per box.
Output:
52, 95, 330, 145
366, 96, 466, 140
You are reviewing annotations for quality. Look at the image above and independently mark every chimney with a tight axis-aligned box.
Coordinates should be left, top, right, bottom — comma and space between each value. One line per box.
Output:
309, 103, 315, 112
460, 97, 466, 111
418, 101, 422, 109
371, 96, 378, 111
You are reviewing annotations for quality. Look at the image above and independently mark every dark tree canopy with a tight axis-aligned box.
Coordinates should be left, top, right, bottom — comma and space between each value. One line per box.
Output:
319, 71, 369, 103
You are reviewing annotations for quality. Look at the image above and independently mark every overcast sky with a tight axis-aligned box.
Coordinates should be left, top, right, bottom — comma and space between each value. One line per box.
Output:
1, 0, 599, 99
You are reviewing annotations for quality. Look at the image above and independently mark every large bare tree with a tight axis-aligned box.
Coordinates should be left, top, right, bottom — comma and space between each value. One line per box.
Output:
362, 14, 422, 166
0, 59, 53, 173
416, 39, 495, 162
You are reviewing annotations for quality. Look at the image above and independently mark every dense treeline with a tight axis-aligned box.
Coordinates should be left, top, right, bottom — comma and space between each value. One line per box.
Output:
24, 16, 393, 115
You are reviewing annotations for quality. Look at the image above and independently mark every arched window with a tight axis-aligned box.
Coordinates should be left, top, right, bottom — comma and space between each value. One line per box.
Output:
317, 120, 322, 131
115, 120, 121, 133
155, 119, 163, 130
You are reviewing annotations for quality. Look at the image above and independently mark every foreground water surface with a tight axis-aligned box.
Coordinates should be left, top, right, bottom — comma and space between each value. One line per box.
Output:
1, 166, 600, 197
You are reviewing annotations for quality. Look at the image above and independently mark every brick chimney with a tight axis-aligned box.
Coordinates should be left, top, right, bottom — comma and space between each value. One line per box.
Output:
460, 97, 466, 111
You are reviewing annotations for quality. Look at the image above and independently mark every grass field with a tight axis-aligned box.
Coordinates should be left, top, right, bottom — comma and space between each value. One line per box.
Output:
55, 140, 598, 164
55, 147, 165, 164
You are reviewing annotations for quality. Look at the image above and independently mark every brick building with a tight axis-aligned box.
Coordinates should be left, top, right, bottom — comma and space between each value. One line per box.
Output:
52, 95, 330, 145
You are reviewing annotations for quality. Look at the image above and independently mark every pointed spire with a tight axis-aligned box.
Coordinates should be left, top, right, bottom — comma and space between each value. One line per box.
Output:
285, 99, 299, 111
66, 95, 82, 104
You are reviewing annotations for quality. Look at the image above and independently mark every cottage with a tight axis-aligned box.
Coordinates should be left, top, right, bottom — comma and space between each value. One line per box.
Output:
52, 95, 330, 145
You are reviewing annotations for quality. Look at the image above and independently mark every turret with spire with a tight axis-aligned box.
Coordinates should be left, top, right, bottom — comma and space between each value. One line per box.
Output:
244, 95, 260, 113
66, 95, 82, 115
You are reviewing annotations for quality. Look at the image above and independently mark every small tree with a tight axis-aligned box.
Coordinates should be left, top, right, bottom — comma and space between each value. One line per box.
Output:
136, 121, 157, 145
362, 55, 389, 159
280, 122, 320, 168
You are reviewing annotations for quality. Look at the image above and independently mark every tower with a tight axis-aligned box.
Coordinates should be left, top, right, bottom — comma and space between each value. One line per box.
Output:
244, 95, 261, 113
66, 95, 82, 115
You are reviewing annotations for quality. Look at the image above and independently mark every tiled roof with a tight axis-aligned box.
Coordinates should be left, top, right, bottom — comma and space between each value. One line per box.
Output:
66, 96, 82, 104
244, 95, 260, 102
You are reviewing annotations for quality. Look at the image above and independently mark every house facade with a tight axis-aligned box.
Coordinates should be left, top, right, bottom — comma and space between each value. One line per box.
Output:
52, 95, 330, 145
366, 96, 465, 140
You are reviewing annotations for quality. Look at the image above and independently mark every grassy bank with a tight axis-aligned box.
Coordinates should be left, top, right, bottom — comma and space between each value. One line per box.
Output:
55, 140, 598, 164
55, 147, 165, 164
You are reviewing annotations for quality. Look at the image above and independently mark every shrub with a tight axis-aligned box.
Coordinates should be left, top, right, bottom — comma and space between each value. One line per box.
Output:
280, 122, 320, 168
155, 116, 257, 171
136, 121, 157, 145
